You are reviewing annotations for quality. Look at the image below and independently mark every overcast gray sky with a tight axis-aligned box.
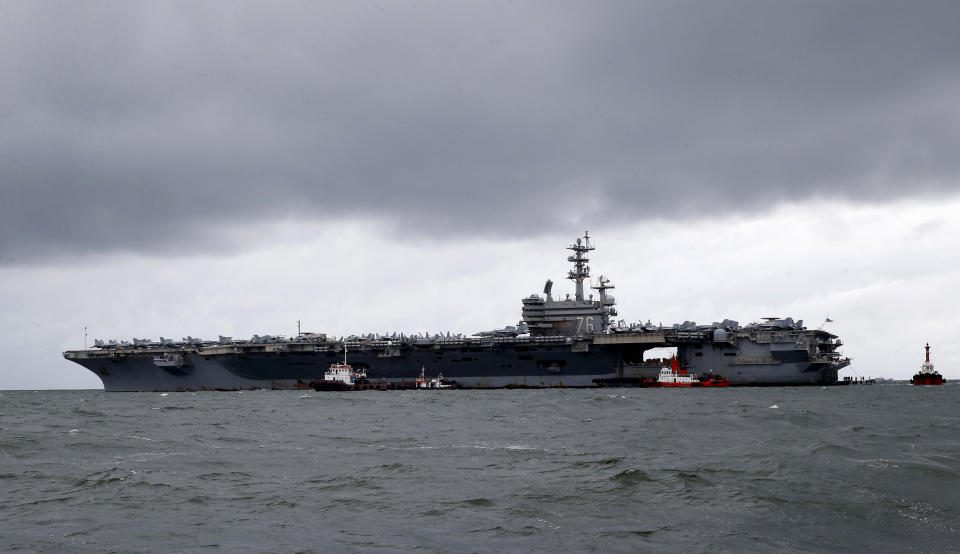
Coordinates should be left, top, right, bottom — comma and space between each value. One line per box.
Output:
2, 1, 959, 388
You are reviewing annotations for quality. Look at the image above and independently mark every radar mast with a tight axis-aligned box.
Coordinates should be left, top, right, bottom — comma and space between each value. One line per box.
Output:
592, 275, 616, 317
566, 231, 594, 301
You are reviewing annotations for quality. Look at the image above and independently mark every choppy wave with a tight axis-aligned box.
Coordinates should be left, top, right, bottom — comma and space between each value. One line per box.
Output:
1, 386, 958, 552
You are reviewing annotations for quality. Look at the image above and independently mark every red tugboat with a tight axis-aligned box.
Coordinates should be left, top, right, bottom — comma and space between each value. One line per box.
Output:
415, 366, 456, 389
911, 343, 945, 386
655, 356, 730, 387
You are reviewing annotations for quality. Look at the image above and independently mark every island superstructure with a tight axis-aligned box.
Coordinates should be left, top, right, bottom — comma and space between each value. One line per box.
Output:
64, 232, 850, 391
521, 233, 617, 337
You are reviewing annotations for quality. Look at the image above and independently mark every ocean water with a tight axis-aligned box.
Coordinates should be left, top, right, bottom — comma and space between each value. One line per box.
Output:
1, 385, 958, 553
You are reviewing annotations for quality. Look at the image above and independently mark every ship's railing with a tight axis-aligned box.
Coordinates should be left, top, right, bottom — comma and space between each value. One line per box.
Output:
813, 352, 848, 362
333, 335, 576, 349
86, 332, 597, 356
669, 331, 705, 341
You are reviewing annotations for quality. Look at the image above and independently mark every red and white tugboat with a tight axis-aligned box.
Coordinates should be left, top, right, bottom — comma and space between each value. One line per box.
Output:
911, 343, 945, 386
415, 366, 455, 389
656, 356, 730, 387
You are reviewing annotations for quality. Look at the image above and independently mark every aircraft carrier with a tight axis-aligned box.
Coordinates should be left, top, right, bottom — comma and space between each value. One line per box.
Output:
63, 232, 850, 391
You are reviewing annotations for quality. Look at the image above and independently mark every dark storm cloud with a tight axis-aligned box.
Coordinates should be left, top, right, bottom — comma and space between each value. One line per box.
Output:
2, 0, 960, 263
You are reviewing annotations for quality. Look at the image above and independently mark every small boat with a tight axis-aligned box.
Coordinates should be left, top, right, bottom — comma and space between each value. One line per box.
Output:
310, 346, 369, 391
655, 356, 730, 387
911, 343, 945, 386
840, 376, 877, 385
415, 366, 455, 389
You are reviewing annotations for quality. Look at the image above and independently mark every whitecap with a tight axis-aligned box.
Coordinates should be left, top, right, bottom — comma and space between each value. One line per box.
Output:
505, 444, 538, 450
769, 404, 779, 409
